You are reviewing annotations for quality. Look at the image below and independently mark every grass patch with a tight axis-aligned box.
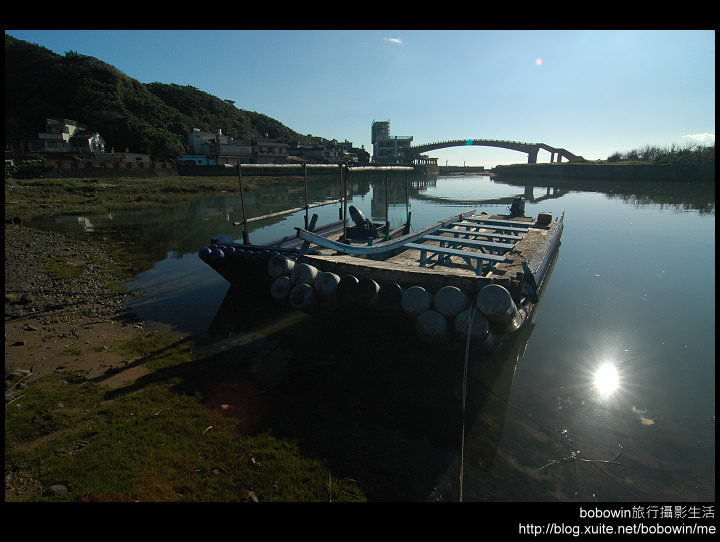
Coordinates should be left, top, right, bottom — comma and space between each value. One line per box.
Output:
61, 347, 83, 357
43, 257, 84, 280
5, 333, 366, 502
113, 333, 194, 372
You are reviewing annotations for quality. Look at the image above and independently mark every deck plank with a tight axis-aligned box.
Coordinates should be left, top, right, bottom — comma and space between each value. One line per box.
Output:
436, 228, 523, 242
420, 234, 516, 252
450, 221, 530, 233
404, 242, 506, 262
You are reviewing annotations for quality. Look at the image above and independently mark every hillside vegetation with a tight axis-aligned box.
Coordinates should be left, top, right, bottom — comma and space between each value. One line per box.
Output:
4, 35, 332, 160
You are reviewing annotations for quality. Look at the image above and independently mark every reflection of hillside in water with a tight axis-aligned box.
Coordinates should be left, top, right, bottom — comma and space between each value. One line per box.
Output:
496, 176, 715, 214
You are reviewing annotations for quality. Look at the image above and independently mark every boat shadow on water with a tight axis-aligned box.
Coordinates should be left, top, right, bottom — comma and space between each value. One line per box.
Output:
187, 253, 556, 501
96, 251, 554, 501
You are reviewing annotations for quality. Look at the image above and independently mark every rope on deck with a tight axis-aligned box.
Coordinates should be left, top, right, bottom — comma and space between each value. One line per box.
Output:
458, 302, 476, 502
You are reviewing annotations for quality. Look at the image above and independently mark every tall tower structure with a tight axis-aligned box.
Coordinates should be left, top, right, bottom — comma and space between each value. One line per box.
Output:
371, 119, 413, 163
371, 120, 390, 145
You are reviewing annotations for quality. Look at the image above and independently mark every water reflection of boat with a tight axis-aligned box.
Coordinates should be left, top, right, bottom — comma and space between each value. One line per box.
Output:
462, 246, 558, 470
423, 249, 560, 501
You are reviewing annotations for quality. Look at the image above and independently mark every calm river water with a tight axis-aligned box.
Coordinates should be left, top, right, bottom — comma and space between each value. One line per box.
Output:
31, 173, 715, 502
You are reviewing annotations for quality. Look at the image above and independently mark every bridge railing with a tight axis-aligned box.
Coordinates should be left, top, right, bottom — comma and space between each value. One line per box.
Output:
406, 139, 583, 162
410, 138, 534, 149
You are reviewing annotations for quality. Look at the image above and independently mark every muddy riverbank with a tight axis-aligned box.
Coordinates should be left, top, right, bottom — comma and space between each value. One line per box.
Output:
4, 222, 149, 500
5, 219, 366, 502
5, 223, 146, 387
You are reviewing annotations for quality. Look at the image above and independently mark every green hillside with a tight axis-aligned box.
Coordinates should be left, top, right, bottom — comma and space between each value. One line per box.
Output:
4, 35, 331, 160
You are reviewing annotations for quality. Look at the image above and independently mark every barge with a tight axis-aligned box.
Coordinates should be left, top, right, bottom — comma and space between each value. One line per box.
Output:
201, 193, 563, 352
274, 204, 562, 350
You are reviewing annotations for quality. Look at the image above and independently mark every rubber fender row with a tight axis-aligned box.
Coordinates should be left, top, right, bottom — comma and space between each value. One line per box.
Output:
199, 244, 290, 264
266, 255, 526, 346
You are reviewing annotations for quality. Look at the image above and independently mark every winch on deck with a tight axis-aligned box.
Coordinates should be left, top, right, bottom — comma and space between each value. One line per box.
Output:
343, 205, 387, 242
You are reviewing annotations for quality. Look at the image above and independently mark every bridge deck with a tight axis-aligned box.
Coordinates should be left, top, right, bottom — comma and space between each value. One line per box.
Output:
407, 139, 583, 162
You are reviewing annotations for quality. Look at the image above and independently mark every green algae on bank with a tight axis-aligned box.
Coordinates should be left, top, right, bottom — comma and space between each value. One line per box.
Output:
4, 222, 365, 502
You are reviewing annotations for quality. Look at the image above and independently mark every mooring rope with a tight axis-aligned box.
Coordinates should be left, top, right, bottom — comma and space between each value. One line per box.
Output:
458, 302, 476, 502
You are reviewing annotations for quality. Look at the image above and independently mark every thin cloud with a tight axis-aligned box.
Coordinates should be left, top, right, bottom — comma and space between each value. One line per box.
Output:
683, 133, 715, 145
384, 37, 403, 45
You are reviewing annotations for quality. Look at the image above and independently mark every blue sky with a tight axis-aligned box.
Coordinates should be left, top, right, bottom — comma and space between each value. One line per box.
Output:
5, 29, 715, 167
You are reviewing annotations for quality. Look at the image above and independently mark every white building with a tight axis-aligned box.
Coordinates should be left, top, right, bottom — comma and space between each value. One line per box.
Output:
371, 120, 413, 163
36, 118, 106, 153
186, 128, 290, 165
187, 128, 253, 165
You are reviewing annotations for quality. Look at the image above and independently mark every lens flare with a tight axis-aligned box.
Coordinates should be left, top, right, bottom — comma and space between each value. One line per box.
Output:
593, 362, 620, 397
535, 57, 543, 66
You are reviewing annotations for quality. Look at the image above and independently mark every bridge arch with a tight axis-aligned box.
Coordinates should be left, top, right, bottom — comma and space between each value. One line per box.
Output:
406, 139, 584, 164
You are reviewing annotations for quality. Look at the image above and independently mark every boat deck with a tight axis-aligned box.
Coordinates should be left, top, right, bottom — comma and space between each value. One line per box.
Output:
201, 208, 564, 348
298, 214, 562, 301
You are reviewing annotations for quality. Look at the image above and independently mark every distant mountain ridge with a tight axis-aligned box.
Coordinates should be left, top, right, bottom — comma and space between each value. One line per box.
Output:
4, 34, 332, 160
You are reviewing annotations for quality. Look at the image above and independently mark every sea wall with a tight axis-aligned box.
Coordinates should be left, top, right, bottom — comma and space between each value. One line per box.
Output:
6, 160, 179, 179
437, 166, 487, 175
493, 163, 714, 182
8, 162, 425, 179
177, 164, 338, 177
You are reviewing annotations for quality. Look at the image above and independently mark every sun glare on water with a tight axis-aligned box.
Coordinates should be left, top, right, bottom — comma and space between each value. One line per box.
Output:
593, 362, 620, 397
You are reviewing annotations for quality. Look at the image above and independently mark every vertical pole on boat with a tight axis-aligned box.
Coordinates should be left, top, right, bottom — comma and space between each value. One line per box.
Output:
338, 165, 343, 221
404, 170, 411, 234
384, 170, 390, 241
237, 163, 250, 245
303, 163, 309, 229
458, 302, 475, 503
341, 163, 348, 243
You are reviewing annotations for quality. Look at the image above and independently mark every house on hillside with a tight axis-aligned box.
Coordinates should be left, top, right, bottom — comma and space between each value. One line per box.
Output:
286, 139, 363, 164
32, 118, 106, 154
186, 128, 252, 165
180, 128, 370, 165
252, 137, 289, 164
182, 128, 290, 165
288, 144, 346, 163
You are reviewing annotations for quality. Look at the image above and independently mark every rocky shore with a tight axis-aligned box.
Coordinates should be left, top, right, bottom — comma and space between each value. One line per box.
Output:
5, 222, 145, 399
4, 223, 153, 500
